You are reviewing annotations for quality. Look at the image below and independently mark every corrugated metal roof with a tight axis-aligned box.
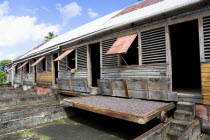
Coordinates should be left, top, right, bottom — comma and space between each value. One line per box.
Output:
18, 0, 201, 61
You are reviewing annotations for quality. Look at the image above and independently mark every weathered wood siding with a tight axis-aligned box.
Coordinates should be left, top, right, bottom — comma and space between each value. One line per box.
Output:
98, 77, 176, 101
36, 72, 53, 84
202, 63, 210, 105
101, 65, 167, 79
58, 69, 88, 79
57, 69, 90, 92
98, 64, 177, 101
23, 73, 34, 85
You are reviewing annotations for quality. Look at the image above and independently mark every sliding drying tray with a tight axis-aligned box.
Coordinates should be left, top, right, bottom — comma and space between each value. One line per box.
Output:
61, 96, 175, 124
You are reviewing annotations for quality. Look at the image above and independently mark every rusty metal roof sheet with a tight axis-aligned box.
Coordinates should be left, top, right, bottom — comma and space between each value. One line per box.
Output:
54, 49, 74, 61
112, 0, 163, 18
31, 56, 45, 67
18, 61, 29, 69
106, 34, 137, 55
7, 64, 17, 71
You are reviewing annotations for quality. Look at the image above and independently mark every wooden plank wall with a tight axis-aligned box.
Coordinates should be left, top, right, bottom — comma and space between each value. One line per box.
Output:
98, 78, 173, 101
23, 73, 34, 85
57, 70, 90, 92
36, 72, 53, 84
58, 69, 88, 79
102, 65, 167, 79
202, 63, 210, 105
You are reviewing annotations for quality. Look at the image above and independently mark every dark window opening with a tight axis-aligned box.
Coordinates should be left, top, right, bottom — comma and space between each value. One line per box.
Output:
15, 65, 18, 74
90, 43, 101, 87
53, 53, 58, 84
42, 57, 46, 71
25, 62, 30, 73
170, 20, 201, 94
67, 50, 75, 69
121, 37, 139, 65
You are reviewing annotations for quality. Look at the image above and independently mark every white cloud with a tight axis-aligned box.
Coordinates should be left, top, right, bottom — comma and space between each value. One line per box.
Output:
26, 8, 39, 14
56, 2, 82, 25
0, 1, 60, 47
0, 51, 16, 60
88, 8, 99, 18
0, 1, 9, 17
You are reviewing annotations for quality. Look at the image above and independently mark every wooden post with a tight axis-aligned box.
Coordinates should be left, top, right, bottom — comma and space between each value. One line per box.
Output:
138, 32, 142, 65
52, 53, 55, 85
87, 45, 92, 87
100, 41, 103, 79
198, 17, 205, 62
165, 24, 172, 92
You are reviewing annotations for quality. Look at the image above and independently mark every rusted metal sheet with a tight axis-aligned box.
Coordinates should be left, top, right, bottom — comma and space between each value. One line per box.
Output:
18, 61, 29, 69
36, 87, 51, 95
7, 64, 17, 71
105, 34, 137, 55
31, 56, 45, 67
54, 49, 74, 61
196, 104, 210, 134
112, 0, 163, 18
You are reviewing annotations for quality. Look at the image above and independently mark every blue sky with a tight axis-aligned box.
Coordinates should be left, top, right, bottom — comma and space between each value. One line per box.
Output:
0, 0, 140, 60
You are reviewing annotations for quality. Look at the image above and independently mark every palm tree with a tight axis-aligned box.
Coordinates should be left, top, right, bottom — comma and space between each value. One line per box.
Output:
44, 32, 57, 41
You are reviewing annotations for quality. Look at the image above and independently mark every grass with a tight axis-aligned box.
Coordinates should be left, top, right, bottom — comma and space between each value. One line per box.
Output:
58, 119, 66, 124
22, 130, 51, 140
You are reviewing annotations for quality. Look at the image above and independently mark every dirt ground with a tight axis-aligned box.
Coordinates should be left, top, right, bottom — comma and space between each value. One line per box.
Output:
0, 108, 162, 140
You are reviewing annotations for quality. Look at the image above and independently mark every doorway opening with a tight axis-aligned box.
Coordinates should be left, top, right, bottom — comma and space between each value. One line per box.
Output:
89, 43, 101, 87
53, 53, 59, 84
169, 20, 201, 94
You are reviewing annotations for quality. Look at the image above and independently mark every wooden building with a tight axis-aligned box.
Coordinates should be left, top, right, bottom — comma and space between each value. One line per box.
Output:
7, 0, 210, 133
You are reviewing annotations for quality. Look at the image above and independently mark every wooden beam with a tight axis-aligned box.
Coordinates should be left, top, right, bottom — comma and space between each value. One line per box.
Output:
165, 24, 172, 92
198, 17, 205, 62
87, 45, 92, 87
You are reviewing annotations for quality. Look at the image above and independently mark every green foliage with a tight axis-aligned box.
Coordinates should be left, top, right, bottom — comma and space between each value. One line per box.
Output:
0, 60, 11, 71
22, 130, 51, 140
0, 70, 7, 83
58, 119, 66, 124
44, 32, 57, 41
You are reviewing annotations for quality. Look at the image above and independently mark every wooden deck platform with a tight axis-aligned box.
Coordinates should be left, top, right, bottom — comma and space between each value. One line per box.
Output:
61, 96, 175, 124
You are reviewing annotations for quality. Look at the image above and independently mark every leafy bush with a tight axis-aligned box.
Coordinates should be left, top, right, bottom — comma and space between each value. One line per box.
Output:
0, 70, 7, 83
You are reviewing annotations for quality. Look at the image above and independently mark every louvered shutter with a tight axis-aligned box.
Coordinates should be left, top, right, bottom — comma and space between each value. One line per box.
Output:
46, 55, 52, 72
102, 38, 118, 67
203, 16, 210, 60
77, 46, 87, 69
141, 27, 166, 64
58, 52, 67, 71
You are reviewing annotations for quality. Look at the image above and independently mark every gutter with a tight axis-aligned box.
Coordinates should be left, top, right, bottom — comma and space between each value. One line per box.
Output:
15, 0, 205, 63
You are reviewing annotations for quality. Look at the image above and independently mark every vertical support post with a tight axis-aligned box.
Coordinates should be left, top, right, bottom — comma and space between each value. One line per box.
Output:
199, 17, 205, 62
75, 48, 77, 69
52, 54, 55, 85
100, 41, 103, 79
87, 45, 92, 87
138, 32, 142, 65
165, 24, 172, 92
11, 64, 14, 86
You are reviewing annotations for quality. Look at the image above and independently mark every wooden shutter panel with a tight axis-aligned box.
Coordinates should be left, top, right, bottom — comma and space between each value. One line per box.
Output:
59, 52, 67, 71
102, 38, 118, 67
46, 55, 52, 72
203, 16, 210, 60
77, 46, 87, 69
141, 27, 166, 64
